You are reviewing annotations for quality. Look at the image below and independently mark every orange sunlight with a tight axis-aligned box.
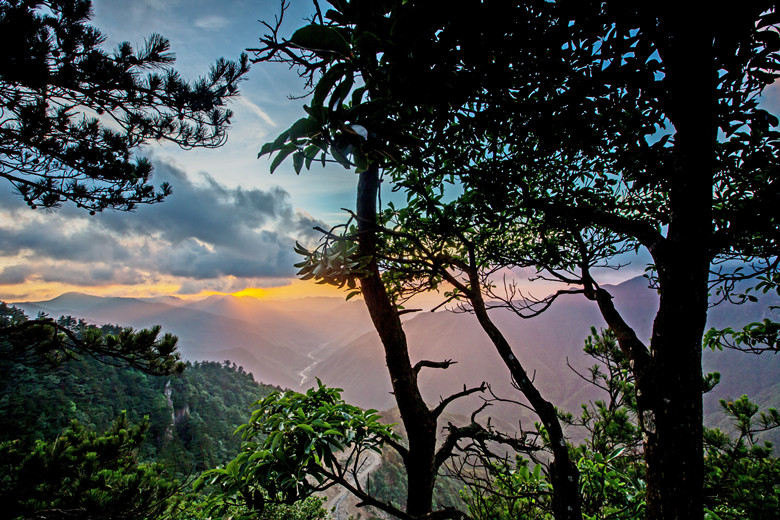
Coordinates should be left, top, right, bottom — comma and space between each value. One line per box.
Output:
1, 280, 185, 303
229, 279, 348, 300
0, 278, 350, 304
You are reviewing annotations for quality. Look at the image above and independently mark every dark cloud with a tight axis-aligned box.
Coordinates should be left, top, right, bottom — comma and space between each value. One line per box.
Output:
0, 224, 129, 263
292, 211, 330, 246
95, 161, 294, 249
155, 232, 297, 279
0, 261, 149, 287
0, 157, 328, 291
0, 265, 33, 285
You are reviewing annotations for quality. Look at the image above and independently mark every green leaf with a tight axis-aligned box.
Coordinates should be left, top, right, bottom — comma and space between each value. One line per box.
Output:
288, 117, 319, 141
330, 144, 352, 168
293, 151, 304, 174
270, 146, 296, 174
353, 148, 368, 172
290, 25, 351, 56
329, 76, 355, 112
312, 63, 350, 110
296, 423, 316, 434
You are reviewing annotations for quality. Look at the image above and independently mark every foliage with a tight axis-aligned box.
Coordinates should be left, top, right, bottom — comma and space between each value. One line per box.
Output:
0, 412, 178, 520
368, 443, 467, 514
0, 326, 275, 474
293, 224, 370, 301
0, 0, 248, 212
705, 273, 780, 354
566, 329, 641, 462
196, 380, 398, 514
576, 449, 645, 520
166, 360, 279, 473
1, 302, 185, 375
461, 456, 553, 520
163, 492, 327, 520
255, 2, 780, 517
0, 307, 284, 518
463, 329, 780, 520
703, 396, 780, 519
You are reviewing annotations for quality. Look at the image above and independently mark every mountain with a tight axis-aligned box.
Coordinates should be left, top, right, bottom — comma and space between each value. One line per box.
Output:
11, 277, 780, 429
12, 292, 372, 390
303, 277, 780, 429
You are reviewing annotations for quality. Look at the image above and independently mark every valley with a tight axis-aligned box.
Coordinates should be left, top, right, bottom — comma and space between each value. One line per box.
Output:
12, 276, 780, 433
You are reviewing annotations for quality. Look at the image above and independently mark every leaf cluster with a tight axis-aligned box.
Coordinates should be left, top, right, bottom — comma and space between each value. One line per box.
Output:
703, 395, 780, 519
293, 224, 370, 300
0, 411, 179, 520
256, 1, 780, 313
195, 380, 397, 512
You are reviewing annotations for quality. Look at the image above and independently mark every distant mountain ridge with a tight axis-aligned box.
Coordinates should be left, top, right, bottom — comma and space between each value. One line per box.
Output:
10, 277, 780, 429
13, 292, 373, 389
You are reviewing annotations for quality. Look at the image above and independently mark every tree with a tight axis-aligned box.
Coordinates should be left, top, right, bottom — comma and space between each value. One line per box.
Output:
255, 1, 780, 519
0, 411, 179, 520
0, 0, 248, 213
462, 330, 780, 520
1, 302, 184, 375
196, 381, 403, 517
702, 395, 780, 519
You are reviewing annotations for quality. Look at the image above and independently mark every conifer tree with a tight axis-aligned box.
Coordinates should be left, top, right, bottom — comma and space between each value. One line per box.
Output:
0, 0, 248, 213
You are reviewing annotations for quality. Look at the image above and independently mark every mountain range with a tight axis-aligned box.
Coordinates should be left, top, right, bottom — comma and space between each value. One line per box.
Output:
10, 276, 780, 430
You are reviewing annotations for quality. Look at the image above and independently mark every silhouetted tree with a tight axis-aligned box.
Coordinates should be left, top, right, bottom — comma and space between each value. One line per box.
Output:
256, 2, 780, 519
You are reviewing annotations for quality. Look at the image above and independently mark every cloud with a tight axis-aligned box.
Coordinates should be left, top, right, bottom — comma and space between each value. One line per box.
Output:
0, 265, 32, 285
0, 223, 129, 263
0, 157, 329, 294
235, 97, 277, 127
193, 15, 230, 31
155, 230, 297, 279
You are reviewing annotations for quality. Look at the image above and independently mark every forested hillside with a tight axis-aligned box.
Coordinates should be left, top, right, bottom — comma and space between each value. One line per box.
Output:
0, 303, 331, 519
0, 333, 279, 474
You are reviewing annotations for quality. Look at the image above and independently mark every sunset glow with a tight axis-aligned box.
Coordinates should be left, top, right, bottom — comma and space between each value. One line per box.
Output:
229, 280, 348, 300
0, 278, 350, 304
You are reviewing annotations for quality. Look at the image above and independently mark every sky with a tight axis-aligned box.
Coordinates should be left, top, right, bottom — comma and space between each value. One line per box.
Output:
0, 0, 362, 302
2, 1, 779, 304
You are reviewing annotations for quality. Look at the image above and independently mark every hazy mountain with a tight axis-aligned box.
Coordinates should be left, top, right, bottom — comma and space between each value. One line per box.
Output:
11, 276, 779, 429
14, 294, 305, 388
302, 276, 780, 429
12, 292, 373, 389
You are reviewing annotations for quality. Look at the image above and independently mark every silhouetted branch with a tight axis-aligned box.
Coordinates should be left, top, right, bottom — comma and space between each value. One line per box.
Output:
432, 382, 487, 419
414, 359, 457, 375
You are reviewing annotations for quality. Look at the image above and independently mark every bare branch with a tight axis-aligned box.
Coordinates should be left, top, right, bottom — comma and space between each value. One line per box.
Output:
432, 382, 487, 419
414, 358, 457, 375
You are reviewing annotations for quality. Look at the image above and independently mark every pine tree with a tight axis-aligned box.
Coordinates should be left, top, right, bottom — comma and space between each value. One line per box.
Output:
0, 0, 248, 213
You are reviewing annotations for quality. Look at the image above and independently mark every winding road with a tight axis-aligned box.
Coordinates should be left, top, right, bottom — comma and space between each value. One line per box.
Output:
325, 451, 383, 520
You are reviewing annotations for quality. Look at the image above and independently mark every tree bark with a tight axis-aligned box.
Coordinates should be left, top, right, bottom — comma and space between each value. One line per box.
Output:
633, 8, 715, 519
466, 271, 583, 520
356, 163, 438, 517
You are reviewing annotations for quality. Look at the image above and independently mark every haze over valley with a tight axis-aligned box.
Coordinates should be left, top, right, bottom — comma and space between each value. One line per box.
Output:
12, 276, 780, 430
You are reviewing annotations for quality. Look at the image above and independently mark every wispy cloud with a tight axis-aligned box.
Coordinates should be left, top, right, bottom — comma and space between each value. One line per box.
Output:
193, 14, 230, 31
236, 96, 277, 127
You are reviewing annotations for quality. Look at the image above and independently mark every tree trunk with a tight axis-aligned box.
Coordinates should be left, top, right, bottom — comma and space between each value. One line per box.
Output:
356, 164, 437, 517
468, 276, 582, 520
641, 272, 707, 520
638, 8, 715, 518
